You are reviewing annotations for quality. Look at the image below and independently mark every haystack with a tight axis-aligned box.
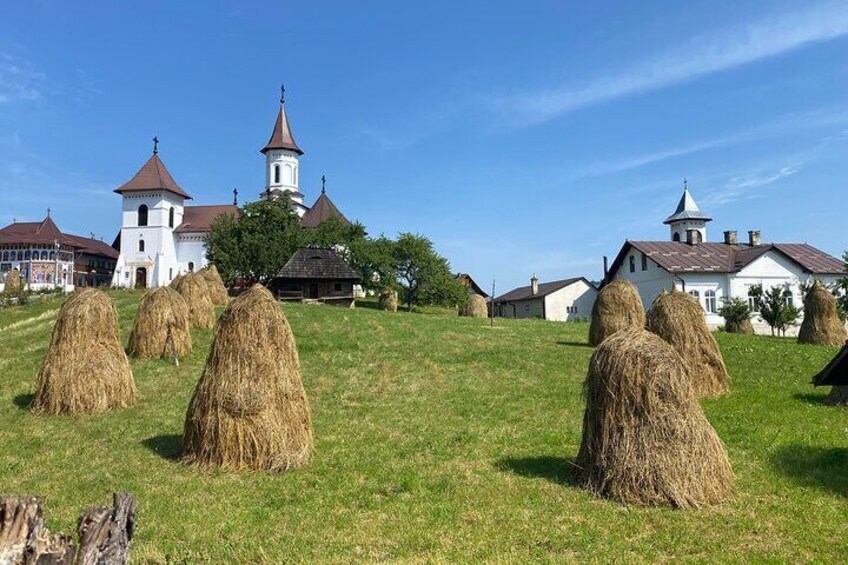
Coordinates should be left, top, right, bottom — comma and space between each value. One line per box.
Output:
576, 326, 733, 507
646, 289, 729, 398
174, 272, 215, 329
824, 387, 848, 405
182, 284, 313, 471
31, 289, 136, 415
169, 273, 183, 289
127, 287, 192, 359
588, 279, 645, 346
460, 294, 488, 318
725, 318, 754, 335
3, 269, 23, 294
200, 264, 229, 306
798, 282, 847, 347
378, 288, 397, 312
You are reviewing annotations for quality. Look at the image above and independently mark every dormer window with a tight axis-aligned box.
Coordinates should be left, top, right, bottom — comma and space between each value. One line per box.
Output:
138, 204, 149, 226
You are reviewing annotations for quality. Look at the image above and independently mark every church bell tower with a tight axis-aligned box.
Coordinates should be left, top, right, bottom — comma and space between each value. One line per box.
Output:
261, 85, 307, 216
663, 180, 712, 243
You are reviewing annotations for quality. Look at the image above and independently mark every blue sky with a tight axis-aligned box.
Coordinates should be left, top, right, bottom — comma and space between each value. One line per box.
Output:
1, 1, 846, 292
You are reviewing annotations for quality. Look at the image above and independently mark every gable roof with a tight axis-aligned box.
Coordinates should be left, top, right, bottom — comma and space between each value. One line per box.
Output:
64, 234, 120, 259
276, 248, 360, 280
0, 216, 78, 247
300, 192, 349, 228
456, 273, 489, 297
115, 153, 192, 200
812, 342, 848, 387
607, 240, 845, 282
261, 102, 303, 155
174, 205, 238, 233
493, 277, 592, 303
663, 188, 712, 224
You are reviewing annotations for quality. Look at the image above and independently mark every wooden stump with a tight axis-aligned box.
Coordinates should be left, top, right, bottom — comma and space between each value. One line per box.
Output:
0, 493, 136, 565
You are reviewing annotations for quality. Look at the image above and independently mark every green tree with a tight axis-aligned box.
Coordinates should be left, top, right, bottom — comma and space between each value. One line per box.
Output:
392, 233, 464, 311
758, 285, 799, 337
350, 235, 396, 293
718, 296, 751, 332
206, 199, 304, 284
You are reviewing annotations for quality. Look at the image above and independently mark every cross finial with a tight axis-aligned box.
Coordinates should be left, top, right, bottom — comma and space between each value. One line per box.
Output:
153, 135, 159, 155
321, 174, 326, 194
233, 188, 239, 206
47, 207, 51, 217
683, 177, 688, 191
280, 84, 285, 104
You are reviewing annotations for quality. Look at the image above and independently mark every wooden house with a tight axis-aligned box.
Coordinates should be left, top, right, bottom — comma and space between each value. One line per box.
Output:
269, 248, 360, 306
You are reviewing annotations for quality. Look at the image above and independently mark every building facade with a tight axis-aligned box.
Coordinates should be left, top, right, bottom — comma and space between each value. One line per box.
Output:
494, 276, 598, 322
606, 184, 846, 333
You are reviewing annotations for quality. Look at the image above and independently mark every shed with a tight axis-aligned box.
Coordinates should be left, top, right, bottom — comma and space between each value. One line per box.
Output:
269, 248, 360, 307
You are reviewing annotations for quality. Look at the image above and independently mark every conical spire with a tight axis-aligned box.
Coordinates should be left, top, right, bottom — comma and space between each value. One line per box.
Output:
663, 180, 711, 224
261, 86, 303, 155
114, 144, 192, 200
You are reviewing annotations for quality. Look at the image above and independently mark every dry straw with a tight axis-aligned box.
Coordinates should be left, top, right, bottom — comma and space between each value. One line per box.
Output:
182, 284, 313, 471
378, 288, 398, 312
127, 286, 192, 359
31, 289, 136, 415
175, 272, 215, 329
459, 294, 488, 318
169, 273, 183, 289
646, 289, 729, 398
589, 279, 645, 346
798, 282, 847, 347
200, 264, 229, 306
3, 269, 23, 294
576, 326, 734, 508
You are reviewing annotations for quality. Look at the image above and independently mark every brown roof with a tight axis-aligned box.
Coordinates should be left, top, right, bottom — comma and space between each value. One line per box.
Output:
0, 216, 78, 247
276, 248, 360, 280
607, 240, 845, 281
300, 192, 349, 228
114, 153, 192, 200
174, 205, 238, 233
64, 234, 120, 259
494, 277, 592, 303
261, 102, 303, 155
456, 273, 489, 297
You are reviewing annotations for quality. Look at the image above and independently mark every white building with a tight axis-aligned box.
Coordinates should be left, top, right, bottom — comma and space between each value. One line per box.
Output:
112, 90, 349, 288
605, 184, 845, 333
494, 276, 598, 321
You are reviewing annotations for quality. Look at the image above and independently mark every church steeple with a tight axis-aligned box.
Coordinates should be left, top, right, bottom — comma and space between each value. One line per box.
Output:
261, 85, 306, 216
663, 179, 711, 243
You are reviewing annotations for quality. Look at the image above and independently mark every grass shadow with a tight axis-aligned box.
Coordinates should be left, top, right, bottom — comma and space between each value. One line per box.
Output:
556, 340, 593, 348
793, 392, 829, 406
142, 434, 183, 462
12, 393, 33, 411
771, 444, 848, 498
496, 455, 580, 486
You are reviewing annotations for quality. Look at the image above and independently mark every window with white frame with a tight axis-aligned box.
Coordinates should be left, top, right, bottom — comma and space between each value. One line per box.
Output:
704, 290, 717, 313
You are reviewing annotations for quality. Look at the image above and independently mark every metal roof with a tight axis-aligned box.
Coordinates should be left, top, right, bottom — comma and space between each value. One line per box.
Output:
493, 277, 590, 303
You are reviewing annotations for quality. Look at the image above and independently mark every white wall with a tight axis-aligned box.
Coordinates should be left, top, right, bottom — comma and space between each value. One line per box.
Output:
613, 249, 676, 310
498, 298, 545, 319
544, 280, 598, 321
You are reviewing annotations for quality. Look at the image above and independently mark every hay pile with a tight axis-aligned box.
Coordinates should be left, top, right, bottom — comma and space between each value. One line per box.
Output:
460, 294, 488, 318
725, 318, 754, 335
200, 264, 229, 306
169, 273, 183, 289
588, 279, 645, 346
3, 269, 23, 294
798, 282, 847, 347
182, 284, 313, 471
378, 288, 397, 312
31, 289, 136, 415
174, 272, 215, 329
127, 287, 192, 359
824, 386, 848, 405
576, 326, 733, 507
646, 289, 729, 398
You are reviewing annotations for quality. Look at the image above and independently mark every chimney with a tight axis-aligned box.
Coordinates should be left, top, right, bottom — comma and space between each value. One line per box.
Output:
724, 230, 738, 245
686, 229, 700, 245
748, 230, 761, 247
530, 274, 539, 295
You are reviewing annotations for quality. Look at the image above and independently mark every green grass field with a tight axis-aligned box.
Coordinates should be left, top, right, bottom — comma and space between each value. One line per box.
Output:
1, 292, 847, 563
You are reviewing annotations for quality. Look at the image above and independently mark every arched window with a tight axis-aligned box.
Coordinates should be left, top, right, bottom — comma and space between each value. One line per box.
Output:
24, 250, 30, 261
49, 251, 55, 261
40, 251, 48, 261
138, 204, 148, 226
704, 290, 717, 313
673, 232, 681, 242
274, 165, 280, 184
284, 164, 293, 184
293, 166, 298, 185
17, 251, 23, 261
169, 207, 175, 228
1, 251, 6, 261
188, 261, 195, 272
138, 239, 145, 252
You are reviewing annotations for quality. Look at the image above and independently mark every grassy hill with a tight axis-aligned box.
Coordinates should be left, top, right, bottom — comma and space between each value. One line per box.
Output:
0, 291, 846, 563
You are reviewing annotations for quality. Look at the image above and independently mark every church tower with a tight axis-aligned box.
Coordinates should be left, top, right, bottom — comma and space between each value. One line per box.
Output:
261, 86, 307, 216
663, 180, 712, 243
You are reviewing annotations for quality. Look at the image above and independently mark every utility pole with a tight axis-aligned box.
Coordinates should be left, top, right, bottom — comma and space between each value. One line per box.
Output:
490, 279, 495, 328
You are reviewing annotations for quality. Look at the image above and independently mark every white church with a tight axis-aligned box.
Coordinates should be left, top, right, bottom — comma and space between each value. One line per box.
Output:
112, 88, 348, 288
605, 182, 845, 333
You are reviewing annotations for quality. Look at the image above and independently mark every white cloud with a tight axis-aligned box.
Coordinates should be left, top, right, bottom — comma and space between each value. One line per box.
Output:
701, 166, 799, 207
0, 53, 46, 104
492, 2, 848, 125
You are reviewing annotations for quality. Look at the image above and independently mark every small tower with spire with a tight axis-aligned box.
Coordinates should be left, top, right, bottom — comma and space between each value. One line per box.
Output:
663, 179, 712, 243
261, 84, 306, 216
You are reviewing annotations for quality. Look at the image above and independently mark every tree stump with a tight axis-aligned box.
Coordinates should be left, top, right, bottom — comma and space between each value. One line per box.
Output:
0, 493, 136, 565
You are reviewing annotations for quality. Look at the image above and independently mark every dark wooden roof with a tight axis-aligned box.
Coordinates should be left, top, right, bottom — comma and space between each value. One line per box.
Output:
606, 241, 845, 283
300, 192, 349, 228
174, 205, 238, 233
261, 102, 303, 155
493, 277, 591, 303
114, 153, 192, 200
276, 248, 360, 281
456, 273, 489, 297
812, 342, 848, 387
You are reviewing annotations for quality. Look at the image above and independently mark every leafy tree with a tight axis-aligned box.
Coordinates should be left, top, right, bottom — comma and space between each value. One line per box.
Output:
350, 235, 396, 293
757, 285, 799, 337
718, 296, 751, 331
392, 233, 464, 311
206, 199, 303, 284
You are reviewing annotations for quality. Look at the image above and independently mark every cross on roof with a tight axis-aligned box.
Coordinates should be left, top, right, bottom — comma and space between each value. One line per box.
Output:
233, 187, 239, 206
153, 135, 159, 155
47, 207, 51, 217
321, 174, 326, 193
280, 84, 285, 104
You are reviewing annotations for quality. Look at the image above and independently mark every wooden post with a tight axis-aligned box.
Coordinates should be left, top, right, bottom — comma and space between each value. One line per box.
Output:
490, 279, 495, 328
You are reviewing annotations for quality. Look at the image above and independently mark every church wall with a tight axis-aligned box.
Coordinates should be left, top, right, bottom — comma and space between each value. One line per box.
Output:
175, 234, 210, 274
